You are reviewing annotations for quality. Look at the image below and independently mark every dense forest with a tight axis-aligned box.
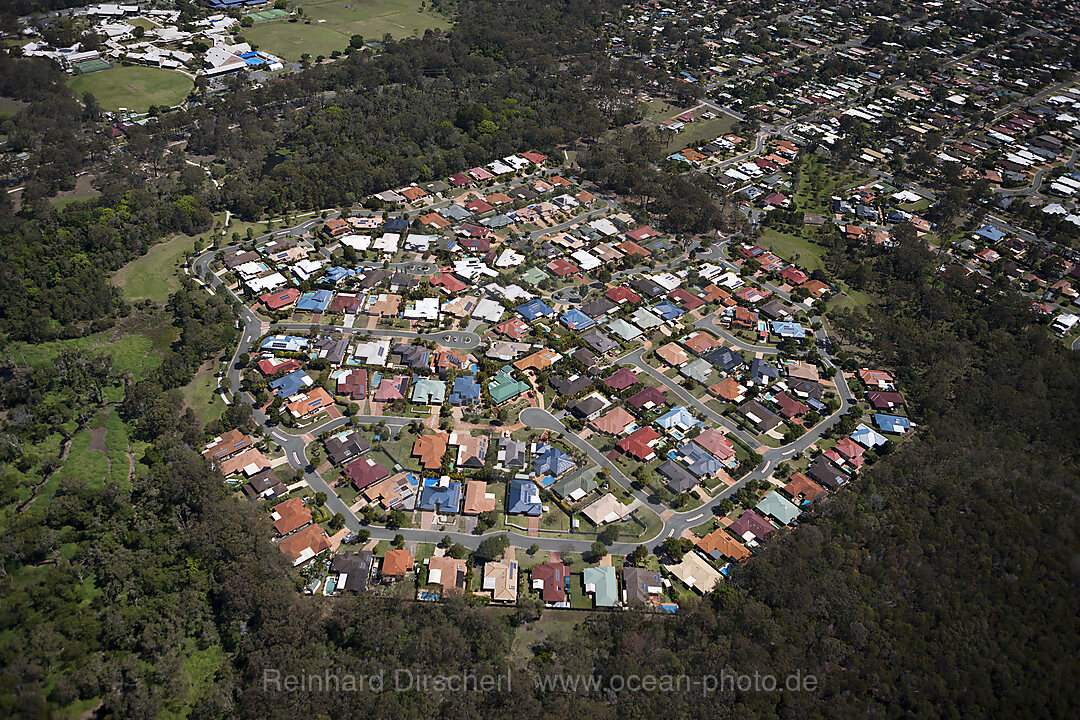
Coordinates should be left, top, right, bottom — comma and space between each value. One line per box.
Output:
1, 0, 1078, 717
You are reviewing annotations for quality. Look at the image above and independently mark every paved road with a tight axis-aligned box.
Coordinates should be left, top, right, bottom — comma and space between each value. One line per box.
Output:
617, 347, 759, 447
519, 407, 665, 515
694, 313, 780, 355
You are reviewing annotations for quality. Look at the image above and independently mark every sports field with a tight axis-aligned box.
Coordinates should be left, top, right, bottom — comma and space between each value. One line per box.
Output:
243, 0, 451, 60
69, 65, 193, 113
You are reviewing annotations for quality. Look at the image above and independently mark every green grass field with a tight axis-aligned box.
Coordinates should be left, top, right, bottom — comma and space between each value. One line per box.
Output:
243, 0, 451, 60
664, 115, 737, 153
11, 329, 164, 382
113, 232, 201, 302
69, 65, 193, 112
32, 409, 144, 511
180, 361, 227, 426
758, 228, 826, 271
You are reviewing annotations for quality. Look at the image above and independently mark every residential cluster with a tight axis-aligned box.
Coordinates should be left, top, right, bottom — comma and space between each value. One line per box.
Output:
191, 131, 931, 611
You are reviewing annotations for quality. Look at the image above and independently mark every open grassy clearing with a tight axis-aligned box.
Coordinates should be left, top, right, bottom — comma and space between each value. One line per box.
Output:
758, 228, 826, 271
35, 408, 141, 510
663, 114, 737, 153
69, 65, 193, 112
50, 174, 100, 209
10, 324, 171, 383
0, 97, 28, 117
113, 232, 202, 302
180, 360, 227, 426
129, 17, 160, 30
243, 0, 451, 61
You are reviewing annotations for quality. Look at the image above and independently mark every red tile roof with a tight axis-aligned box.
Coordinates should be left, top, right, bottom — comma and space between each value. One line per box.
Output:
606, 286, 642, 304
617, 426, 661, 460
431, 273, 467, 293
260, 288, 300, 310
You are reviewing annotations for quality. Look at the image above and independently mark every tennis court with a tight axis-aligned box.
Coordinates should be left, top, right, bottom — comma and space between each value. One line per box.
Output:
244, 8, 290, 21
73, 58, 111, 74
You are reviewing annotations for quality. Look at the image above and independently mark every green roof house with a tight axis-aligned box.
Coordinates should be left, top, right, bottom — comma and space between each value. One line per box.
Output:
488, 369, 529, 404
756, 491, 801, 526
551, 468, 599, 503
583, 565, 618, 607
411, 377, 446, 405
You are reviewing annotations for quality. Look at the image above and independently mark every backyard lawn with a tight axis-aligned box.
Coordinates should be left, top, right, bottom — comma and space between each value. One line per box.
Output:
69, 65, 193, 112
244, 0, 451, 60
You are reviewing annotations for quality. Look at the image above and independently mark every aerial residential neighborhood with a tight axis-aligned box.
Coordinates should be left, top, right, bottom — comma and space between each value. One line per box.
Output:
1, 0, 1077, 716
188, 140, 925, 609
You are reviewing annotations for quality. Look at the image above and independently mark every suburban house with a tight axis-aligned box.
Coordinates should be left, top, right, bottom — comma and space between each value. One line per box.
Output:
332, 551, 374, 591
531, 561, 569, 605
427, 556, 468, 595
279, 525, 331, 567
622, 567, 663, 609
381, 549, 414, 583
412, 432, 449, 472
583, 566, 619, 608
344, 457, 390, 491
482, 553, 519, 603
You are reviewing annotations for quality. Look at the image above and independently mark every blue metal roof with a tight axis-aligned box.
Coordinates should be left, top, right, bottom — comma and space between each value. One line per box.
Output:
560, 308, 595, 330
296, 289, 333, 312
508, 478, 543, 516
517, 298, 555, 321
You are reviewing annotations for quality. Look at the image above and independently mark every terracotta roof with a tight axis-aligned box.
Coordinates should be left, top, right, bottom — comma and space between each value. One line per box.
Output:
696, 428, 735, 460
202, 428, 252, 463
412, 432, 449, 471
783, 472, 827, 503
271, 498, 311, 536
278, 524, 330, 565
683, 332, 720, 354
656, 342, 689, 366
428, 556, 468, 593
381, 548, 414, 577
589, 406, 636, 435
709, 377, 744, 402
696, 528, 751, 562
463, 480, 497, 515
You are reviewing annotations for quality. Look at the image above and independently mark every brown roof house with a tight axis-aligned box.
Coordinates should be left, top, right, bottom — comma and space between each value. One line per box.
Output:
463, 480, 497, 515
427, 555, 469, 595
589, 406, 636, 436
279, 525, 331, 567
381, 548, 414, 582
271, 498, 311, 537
412, 432, 449, 472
